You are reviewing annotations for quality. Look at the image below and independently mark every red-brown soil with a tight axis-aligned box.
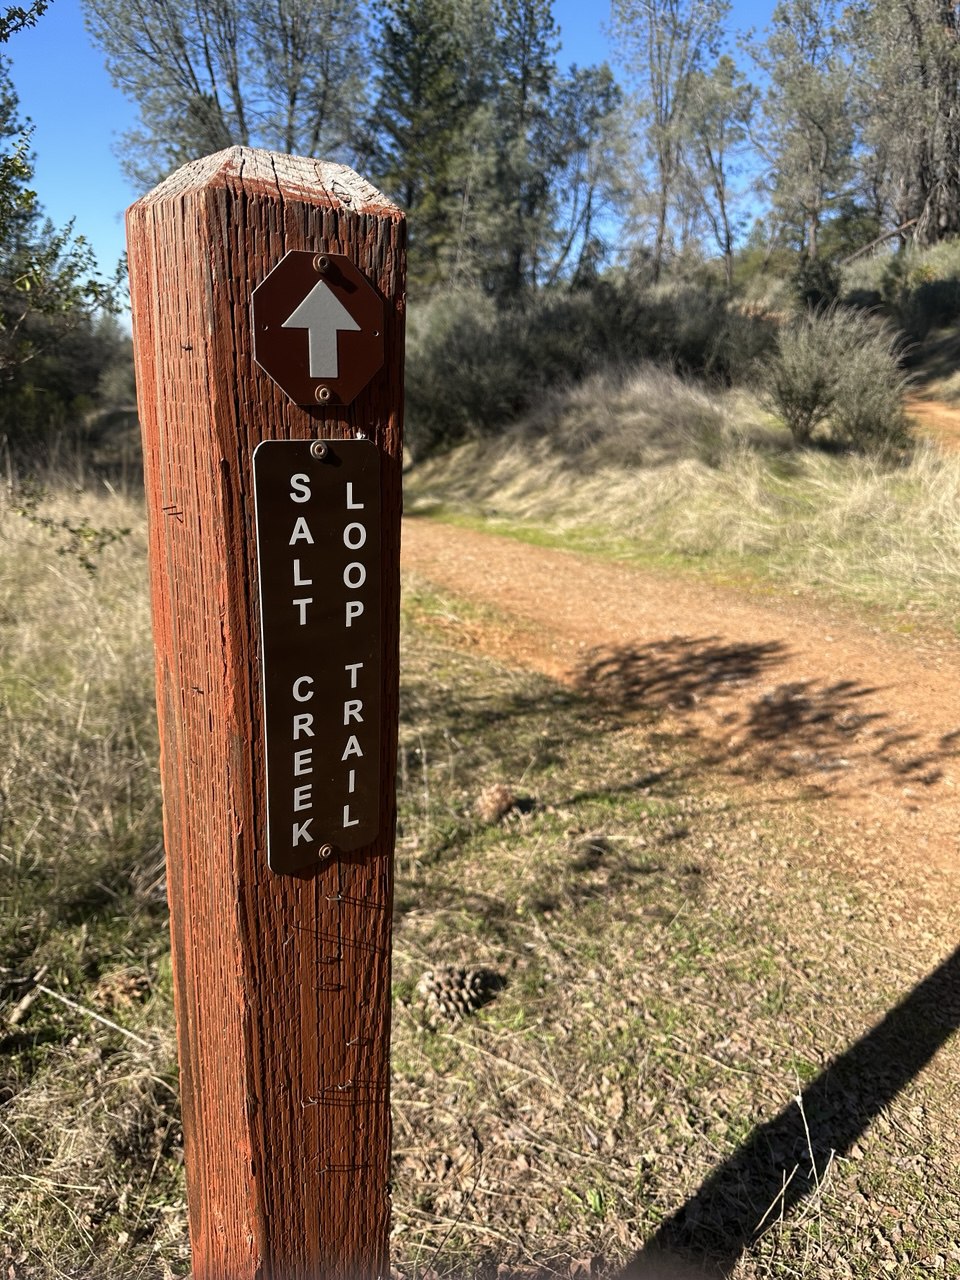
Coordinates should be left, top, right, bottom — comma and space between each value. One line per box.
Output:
907, 394, 960, 450
401, 519, 960, 898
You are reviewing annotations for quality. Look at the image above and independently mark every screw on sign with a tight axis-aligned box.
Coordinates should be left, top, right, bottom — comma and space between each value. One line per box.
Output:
252, 250, 385, 405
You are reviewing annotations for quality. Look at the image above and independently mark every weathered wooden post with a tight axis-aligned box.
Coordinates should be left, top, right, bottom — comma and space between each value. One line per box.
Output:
126, 148, 405, 1279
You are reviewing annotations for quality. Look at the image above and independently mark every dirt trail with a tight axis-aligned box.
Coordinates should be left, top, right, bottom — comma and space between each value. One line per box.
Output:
402, 518, 960, 893
907, 394, 960, 450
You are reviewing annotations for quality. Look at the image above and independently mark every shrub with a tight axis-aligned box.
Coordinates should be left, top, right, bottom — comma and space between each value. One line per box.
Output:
761, 308, 909, 451
404, 279, 776, 458
791, 255, 841, 311
880, 238, 960, 337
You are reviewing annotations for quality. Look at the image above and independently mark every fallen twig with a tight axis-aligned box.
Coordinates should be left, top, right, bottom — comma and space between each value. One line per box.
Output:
6, 964, 49, 1026
36, 983, 152, 1048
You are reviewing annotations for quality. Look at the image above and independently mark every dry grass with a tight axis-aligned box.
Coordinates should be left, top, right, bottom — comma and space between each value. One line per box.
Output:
0, 479, 185, 1278
406, 366, 960, 629
2, 478, 960, 1278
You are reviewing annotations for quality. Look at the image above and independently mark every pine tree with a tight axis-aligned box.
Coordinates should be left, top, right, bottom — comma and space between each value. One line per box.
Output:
366, 0, 494, 289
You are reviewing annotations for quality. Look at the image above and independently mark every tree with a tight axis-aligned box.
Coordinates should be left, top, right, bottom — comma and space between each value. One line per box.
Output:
749, 0, 853, 260
82, 0, 368, 187
0, 11, 120, 460
846, 0, 960, 245
542, 64, 626, 286
681, 54, 756, 286
488, 0, 561, 294
610, 0, 730, 281
368, 0, 622, 295
0, 59, 114, 380
366, 0, 495, 289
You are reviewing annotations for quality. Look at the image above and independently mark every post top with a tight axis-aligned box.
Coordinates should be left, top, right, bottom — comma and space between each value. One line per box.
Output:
128, 147, 402, 218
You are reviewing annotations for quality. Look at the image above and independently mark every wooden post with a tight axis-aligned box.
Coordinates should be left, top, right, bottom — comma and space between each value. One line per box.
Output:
126, 148, 405, 1279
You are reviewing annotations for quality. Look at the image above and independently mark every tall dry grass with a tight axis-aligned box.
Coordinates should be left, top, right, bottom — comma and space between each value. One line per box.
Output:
0, 478, 186, 1276
407, 364, 960, 624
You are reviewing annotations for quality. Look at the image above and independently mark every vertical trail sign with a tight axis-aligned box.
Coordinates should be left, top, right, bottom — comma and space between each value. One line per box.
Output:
254, 438, 382, 873
126, 149, 405, 1280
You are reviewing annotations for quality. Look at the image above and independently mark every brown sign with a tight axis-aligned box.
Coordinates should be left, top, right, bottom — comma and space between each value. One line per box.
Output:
253, 439, 381, 873
252, 252, 385, 407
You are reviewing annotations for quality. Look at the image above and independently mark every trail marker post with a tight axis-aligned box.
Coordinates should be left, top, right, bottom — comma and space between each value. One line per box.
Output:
126, 149, 405, 1279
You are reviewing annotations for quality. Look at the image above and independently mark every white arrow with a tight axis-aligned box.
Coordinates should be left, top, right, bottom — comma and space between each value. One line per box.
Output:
281, 280, 361, 379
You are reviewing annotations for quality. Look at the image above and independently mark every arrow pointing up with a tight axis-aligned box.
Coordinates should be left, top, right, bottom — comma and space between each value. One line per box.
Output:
282, 280, 361, 379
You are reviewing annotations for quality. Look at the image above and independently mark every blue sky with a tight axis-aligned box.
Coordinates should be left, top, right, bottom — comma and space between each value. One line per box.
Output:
6, 0, 776, 285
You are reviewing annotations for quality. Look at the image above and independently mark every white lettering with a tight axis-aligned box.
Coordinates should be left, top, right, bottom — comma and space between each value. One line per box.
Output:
345, 662, 363, 688
293, 713, 315, 740
343, 561, 366, 590
293, 784, 313, 812
293, 676, 314, 703
290, 474, 311, 504
341, 735, 363, 761
348, 768, 356, 794
346, 600, 364, 627
289, 516, 315, 546
293, 558, 313, 587
343, 804, 359, 829
293, 748, 313, 776
293, 597, 313, 625
292, 818, 314, 846
343, 522, 366, 550
344, 699, 363, 725
346, 482, 364, 510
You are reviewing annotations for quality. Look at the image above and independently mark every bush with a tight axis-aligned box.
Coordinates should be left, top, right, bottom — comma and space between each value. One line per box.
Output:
404, 279, 776, 458
880, 239, 960, 337
761, 308, 909, 451
791, 255, 841, 311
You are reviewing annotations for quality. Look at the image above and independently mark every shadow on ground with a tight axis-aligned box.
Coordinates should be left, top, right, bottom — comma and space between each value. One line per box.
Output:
573, 637, 960, 797
621, 944, 960, 1277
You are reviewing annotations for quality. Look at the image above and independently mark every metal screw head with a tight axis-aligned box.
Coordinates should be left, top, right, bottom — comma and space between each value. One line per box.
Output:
318, 843, 335, 862
310, 439, 329, 459
315, 385, 332, 404
313, 254, 331, 275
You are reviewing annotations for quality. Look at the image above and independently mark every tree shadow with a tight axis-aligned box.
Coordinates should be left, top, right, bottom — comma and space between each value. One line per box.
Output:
621, 944, 960, 1278
573, 637, 960, 797
574, 636, 787, 713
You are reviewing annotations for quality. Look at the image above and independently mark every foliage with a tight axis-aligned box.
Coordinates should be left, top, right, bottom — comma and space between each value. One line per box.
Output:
11, 480, 131, 573
761, 306, 909, 450
610, 0, 732, 281
0, 0, 48, 42
877, 238, 960, 338
749, 0, 853, 260
81, 0, 368, 187
405, 278, 776, 457
791, 253, 841, 311
0, 43, 124, 466
366, 0, 623, 294
846, 0, 960, 246
681, 54, 757, 286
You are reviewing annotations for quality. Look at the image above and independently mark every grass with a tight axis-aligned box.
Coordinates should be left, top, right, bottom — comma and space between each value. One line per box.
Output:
405, 365, 960, 632
1, 479, 959, 1277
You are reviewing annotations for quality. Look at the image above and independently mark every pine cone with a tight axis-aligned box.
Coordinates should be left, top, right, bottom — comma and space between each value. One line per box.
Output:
475, 783, 517, 824
415, 966, 504, 1026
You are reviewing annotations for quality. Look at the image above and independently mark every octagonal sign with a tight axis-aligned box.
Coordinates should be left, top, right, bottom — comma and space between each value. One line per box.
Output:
252, 251, 384, 407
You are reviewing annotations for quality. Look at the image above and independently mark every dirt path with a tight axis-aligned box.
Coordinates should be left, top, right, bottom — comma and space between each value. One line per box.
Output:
906, 394, 960, 450
401, 518, 960, 895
